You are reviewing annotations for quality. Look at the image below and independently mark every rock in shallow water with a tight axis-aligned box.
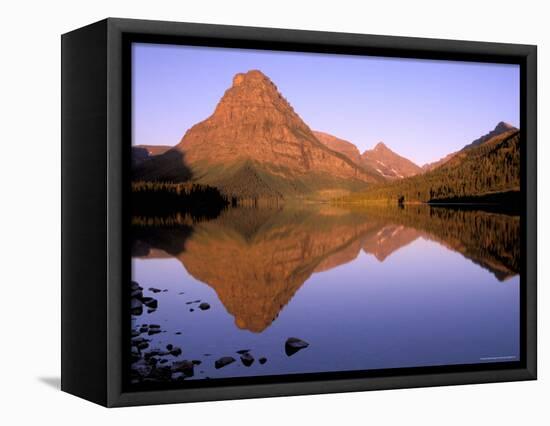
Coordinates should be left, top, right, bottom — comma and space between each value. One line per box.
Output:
130, 297, 143, 316
142, 297, 158, 309
131, 346, 140, 363
285, 337, 309, 356
215, 356, 236, 369
170, 347, 182, 357
198, 302, 210, 311
172, 360, 194, 377
259, 357, 267, 364
137, 341, 149, 350
240, 353, 254, 367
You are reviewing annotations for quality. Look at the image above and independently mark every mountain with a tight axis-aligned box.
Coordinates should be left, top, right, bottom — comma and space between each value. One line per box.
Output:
421, 152, 455, 172
313, 131, 362, 165
132, 145, 172, 166
422, 122, 517, 171
134, 70, 384, 201
463, 121, 516, 150
314, 131, 423, 180
361, 142, 422, 179
342, 125, 519, 204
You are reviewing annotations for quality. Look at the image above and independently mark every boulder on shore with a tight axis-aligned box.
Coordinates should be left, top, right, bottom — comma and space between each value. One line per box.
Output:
172, 360, 194, 377
215, 356, 236, 369
240, 353, 254, 367
285, 337, 309, 356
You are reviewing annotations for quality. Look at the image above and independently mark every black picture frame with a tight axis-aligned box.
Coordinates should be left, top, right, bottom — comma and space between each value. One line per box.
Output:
61, 17, 537, 407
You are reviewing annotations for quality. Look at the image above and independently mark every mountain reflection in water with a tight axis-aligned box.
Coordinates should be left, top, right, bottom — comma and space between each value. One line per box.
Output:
132, 205, 519, 334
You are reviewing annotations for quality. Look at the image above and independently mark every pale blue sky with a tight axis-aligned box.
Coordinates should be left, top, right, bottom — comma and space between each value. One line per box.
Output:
132, 43, 519, 166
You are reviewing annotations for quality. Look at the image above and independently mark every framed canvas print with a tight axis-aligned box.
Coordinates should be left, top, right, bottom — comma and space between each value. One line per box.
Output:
61, 18, 537, 407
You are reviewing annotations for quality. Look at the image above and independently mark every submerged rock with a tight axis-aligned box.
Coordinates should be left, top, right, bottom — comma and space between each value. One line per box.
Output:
155, 365, 173, 380
144, 350, 162, 359
172, 360, 194, 377
236, 349, 250, 354
285, 337, 309, 356
130, 298, 143, 316
131, 346, 140, 363
132, 336, 147, 345
215, 356, 236, 369
259, 357, 267, 365
148, 287, 162, 293
170, 347, 182, 357
240, 353, 254, 367
137, 341, 149, 351
133, 362, 152, 378
142, 297, 158, 309
198, 302, 210, 311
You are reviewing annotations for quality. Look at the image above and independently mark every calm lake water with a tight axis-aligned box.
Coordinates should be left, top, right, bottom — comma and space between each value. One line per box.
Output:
129, 205, 520, 384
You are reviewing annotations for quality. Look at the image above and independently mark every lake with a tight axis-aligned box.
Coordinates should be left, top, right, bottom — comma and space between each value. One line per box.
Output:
129, 204, 520, 385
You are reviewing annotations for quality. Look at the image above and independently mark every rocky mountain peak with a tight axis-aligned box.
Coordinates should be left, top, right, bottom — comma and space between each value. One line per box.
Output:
209, 69, 297, 122
464, 121, 518, 150
373, 141, 389, 151
494, 121, 516, 132
361, 141, 422, 179
232, 69, 271, 87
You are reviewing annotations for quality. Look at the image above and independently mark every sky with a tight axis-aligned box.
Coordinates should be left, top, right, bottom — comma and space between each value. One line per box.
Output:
132, 43, 520, 166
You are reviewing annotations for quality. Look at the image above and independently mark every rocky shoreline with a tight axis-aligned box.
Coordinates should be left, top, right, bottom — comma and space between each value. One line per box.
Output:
130, 281, 310, 384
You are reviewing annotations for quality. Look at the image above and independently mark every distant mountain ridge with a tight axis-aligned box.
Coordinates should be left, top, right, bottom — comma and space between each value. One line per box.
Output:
313, 131, 362, 165
314, 132, 422, 179
132, 145, 172, 165
361, 142, 422, 179
342, 125, 520, 203
422, 122, 517, 171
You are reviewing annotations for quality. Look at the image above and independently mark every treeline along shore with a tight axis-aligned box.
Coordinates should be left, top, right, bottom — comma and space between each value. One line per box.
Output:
131, 181, 229, 221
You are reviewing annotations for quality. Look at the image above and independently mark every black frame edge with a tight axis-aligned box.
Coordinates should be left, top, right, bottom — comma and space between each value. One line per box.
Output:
524, 45, 537, 380
65, 17, 537, 407
61, 19, 109, 406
